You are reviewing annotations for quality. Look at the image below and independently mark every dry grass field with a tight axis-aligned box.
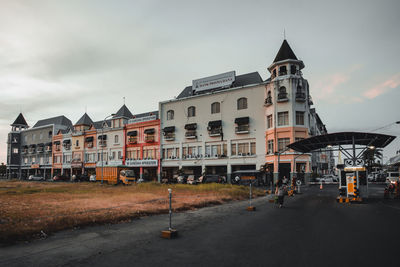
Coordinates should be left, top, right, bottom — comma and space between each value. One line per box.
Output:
0, 180, 264, 243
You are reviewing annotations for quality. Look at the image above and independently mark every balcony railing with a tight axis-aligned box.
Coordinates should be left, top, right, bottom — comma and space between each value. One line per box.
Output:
209, 128, 222, 136
99, 141, 107, 147
295, 92, 306, 102
264, 97, 272, 106
279, 70, 287, 76
277, 93, 288, 102
185, 131, 197, 139
128, 137, 138, 144
28, 148, 35, 154
145, 135, 155, 143
63, 145, 71, 150
164, 133, 175, 141
235, 125, 249, 134
87, 143, 93, 148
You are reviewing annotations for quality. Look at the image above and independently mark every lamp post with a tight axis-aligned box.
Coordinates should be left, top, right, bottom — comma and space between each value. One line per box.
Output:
101, 114, 115, 184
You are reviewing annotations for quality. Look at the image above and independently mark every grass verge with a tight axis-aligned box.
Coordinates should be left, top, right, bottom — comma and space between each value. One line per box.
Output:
0, 180, 264, 244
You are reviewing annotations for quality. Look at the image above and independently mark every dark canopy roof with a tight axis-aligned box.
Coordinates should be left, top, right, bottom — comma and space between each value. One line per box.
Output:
75, 113, 94, 126
287, 132, 396, 153
114, 104, 133, 119
273, 39, 298, 63
11, 113, 28, 127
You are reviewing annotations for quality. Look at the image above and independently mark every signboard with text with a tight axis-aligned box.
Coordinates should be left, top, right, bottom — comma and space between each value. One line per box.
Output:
192, 71, 235, 92
128, 115, 157, 124
125, 159, 158, 167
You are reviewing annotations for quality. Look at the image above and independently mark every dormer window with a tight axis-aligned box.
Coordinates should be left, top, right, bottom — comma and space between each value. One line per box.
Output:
279, 66, 287, 76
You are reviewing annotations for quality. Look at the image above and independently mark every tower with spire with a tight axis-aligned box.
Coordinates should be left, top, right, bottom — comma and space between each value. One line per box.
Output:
6, 113, 29, 178
264, 39, 314, 183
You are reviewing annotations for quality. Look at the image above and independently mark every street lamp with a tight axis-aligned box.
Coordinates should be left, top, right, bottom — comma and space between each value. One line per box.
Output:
101, 114, 115, 184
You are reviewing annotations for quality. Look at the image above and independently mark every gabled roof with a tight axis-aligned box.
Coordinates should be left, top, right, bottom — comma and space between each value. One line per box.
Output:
93, 120, 111, 129
11, 113, 28, 127
273, 39, 298, 63
33, 115, 72, 128
57, 127, 72, 135
176, 72, 263, 99
75, 113, 94, 126
113, 104, 133, 119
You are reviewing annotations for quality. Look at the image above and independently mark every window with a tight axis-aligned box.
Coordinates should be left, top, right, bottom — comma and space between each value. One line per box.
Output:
188, 106, 196, 117
40, 133, 43, 140
272, 69, 277, 78
76, 140, 79, 147
118, 151, 122, 159
211, 102, 220, 114
278, 112, 289, 126
237, 98, 248, 110
238, 143, 249, 155
24, 136, 27, 142
114, 135, 119, 144
250, 142, 256, 155
167, 110, 174, 120
267, 115, 273, 128
32, 134, 36, 141
296, 111, 305, 125
13, 148, 18, 154
278, 138, 290, 152
278, 86, 287, 100
267, 140, 274, 154
290, 65, 297, 75
48, 131, 52, 138
279, 65, 287, 75
112, 151, 116, 160
231, 143, 236, 156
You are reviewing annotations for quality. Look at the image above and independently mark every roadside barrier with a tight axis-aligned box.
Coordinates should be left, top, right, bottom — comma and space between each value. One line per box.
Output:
161, 188, 178, 239
247, 182, 256, 211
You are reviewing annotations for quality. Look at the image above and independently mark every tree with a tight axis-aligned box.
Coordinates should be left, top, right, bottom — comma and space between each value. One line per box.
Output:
362, 148, 383, 171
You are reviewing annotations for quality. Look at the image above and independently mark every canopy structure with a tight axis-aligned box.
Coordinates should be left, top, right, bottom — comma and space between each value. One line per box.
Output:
287, 132, 396, 153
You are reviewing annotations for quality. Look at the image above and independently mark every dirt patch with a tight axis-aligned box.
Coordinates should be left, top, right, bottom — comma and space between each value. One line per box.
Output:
0, 180, 264, 244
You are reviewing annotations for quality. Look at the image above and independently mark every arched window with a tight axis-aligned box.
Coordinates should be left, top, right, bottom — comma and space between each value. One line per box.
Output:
211, 102, 220, 114
167, 110, 174, 120
279, 65, 287, 75
114, 135, 118, 144
188, 106, 196, 117
278, 86, 287, 100
237, 97, 248, 110
290, 65, 297, 75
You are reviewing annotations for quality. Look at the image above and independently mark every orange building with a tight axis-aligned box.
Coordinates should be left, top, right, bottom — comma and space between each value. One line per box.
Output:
52, 130, 64, 177
71, 113, 93, 177
124, 111, 160, 181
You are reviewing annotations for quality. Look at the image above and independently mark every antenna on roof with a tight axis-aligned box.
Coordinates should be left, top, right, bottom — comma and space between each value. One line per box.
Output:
85, 105, 87, 114
123, 97, 125, 105
284, 28, 286, 40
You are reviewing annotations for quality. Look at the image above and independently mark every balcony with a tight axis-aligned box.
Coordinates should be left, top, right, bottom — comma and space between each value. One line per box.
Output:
277, 92, 289, 102
264, 97, 272, 106
295, 92, 306, 102
209, 128, 222, 136
185, 131, 197, 139
87, 143, 93, 148
279, 70, 287, 76
145, 135, 155, 143
128, 137, 138, 144
164, 133, 175, 141
235, 124, 249, 134
63, 144, 71, 150
99, 141, 107, 147
28, 148, 35, 154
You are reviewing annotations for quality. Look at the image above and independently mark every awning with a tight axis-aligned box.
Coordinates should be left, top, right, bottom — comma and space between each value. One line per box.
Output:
63, 139, 71, 144
29, 144, 36, 148
127, 131, 138, 136
208, 120, 222, 128
287, 132, 396, 153
45, 142, 52, 146
85, 136, 94, 142
144, 128, 155, 134
185, 123, 197, 130
54, 141, 61, 145
98, 135, 107, 140
37, 143, 44, 147
163, 126, 175, 133
235, 117, 249, 125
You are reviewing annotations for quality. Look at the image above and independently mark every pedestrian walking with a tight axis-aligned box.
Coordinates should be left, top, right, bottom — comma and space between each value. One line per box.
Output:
275, 181, 286, 208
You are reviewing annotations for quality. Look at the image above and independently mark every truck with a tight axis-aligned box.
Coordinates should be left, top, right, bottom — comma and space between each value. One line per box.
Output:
95, 167, 137, 185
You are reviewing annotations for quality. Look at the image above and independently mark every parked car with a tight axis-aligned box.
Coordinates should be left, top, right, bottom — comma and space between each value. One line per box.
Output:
186, 175, 197, 185
52, 175, 70, 182
28, 175, 45, 181
198, 174, 226, 184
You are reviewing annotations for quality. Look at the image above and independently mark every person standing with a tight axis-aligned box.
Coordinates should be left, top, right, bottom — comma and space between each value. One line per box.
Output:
275, 181, 286, 208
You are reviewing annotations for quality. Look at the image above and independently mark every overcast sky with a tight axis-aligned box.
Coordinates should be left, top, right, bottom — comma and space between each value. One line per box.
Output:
1, 0, 399, 163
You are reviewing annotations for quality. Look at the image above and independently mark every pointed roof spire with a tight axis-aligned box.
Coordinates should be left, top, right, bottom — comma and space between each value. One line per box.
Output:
273, 39, 298, 63
113, 104, 133, 119
75, 113, 94, 126
11, 113, 28, 127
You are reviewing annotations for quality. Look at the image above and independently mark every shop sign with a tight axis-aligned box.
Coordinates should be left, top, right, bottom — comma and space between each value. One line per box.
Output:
71, 161, 83, 168
125, 159, 158, 167
31, 164, 40, 169
128, 115, 157, 124
192, 71, 235, 92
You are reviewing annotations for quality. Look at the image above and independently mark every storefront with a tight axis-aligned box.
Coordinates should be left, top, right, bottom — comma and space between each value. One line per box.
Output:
125, 159, 159, 181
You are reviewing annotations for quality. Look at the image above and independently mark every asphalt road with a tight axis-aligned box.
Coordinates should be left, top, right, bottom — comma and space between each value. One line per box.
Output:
1, 184, 400, 267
